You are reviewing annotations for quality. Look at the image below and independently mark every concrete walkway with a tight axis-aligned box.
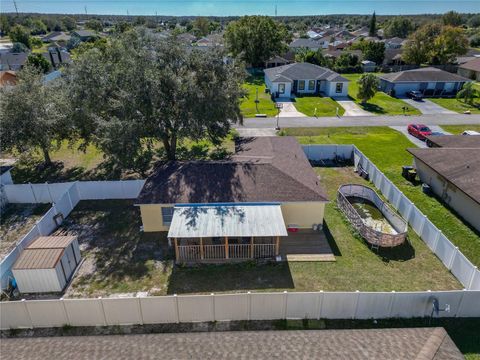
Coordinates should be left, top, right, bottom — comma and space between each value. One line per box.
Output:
236, 127, 277, 137
401, 98, 456, 115
335, 97, 372, 116
239, 113, 480, 129
275, 98, 306, 118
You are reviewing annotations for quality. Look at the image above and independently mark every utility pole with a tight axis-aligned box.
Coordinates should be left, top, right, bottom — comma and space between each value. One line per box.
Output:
84, 5, 87, 15
275, 4, 277, 16
13, 0, 19, 15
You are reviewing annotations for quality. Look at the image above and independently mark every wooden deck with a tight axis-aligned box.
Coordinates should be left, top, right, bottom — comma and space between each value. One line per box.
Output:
280, 230, 335, 262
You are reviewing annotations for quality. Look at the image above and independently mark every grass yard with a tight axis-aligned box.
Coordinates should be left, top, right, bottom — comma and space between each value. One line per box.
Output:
59, 169, 459, 298
0, 203, 50, 259
282, 126, 480, 267
240, 77, 277, 118
293, 95, 345, 117
428, 98, 480, 114
7, 136, 235, 184
342, 74, 421, 116
441, 124, 480, 134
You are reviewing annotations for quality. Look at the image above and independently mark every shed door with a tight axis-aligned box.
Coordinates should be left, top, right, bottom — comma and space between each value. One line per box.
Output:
62, 246, 76, 277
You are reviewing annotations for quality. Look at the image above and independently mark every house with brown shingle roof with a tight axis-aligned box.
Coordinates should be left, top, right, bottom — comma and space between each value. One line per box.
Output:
457, 57, 480, 81
407, 136, 480, 231
136, 136, 329, 263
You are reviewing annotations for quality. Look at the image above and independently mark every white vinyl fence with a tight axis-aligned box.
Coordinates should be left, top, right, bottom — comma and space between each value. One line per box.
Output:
302, 145, 479, 291
0, 180, 145, 288
1, 290, 479, 330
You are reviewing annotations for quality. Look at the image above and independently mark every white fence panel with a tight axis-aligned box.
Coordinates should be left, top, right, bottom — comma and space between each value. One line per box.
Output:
390, 292, 430, 317
102, 297, 142, 325
214, 293, 249, 321
285, 292, 320, 319
435, 234, 457, 268
0, 301, 32, 329
140, 296, 178, 324
355, 292, 394, 319
451, 252, 477, 288
409, 207, 425, 235
37, 207, 58, 235
380, 179, 392, 200
76, 180, 145, 200
67, 183, 81, 206
321, 292, 357, 319
4, 184, 36, 203
421, 221, 440, 251
397, 196, 412, 220
470, 270, 480, 291
64, 299, 105, 327
250, 293, 285, 320
26, 300, 68, 327
76, 182, 102, 200
457, 290, 480, 316
177, 295, 214, 322
55, 192, 73, 218
49, 183, 74, 202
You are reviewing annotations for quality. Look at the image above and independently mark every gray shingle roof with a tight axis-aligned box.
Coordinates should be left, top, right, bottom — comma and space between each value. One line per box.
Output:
379, 67, 471, 83
0, 328, 464, 359
136, 136, 328, 204
264, 63, 348, 83
289, 38, 326, 48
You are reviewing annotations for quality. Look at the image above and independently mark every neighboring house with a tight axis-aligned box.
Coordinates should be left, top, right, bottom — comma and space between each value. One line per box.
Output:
383, 49, 405, 66
42, 48, 72, 68
176, 32, 197, 44
265, 55, 292, 68
72, 30, 97, 42
378, 67, 471, 97
325, 49, 362, 60
457, 57, 480, 81
408, 136, 480, 232
135, 137, 329, 263
0, 52, 27, 71
289, 38, 329, 51
382, 37, 406, 49
0, 70, 17, 86
328, 40, 348, 51
42, 31, 72, 44
306, 30, 322, 39
361, 60, 376, 72
264, 62, 349, 98
351, 26, 369, 37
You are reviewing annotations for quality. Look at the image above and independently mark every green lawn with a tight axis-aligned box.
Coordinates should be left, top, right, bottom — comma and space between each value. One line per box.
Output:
441, 125, 480, 134
282, 126, 480, 267
429, 98, 480, 114
342, 74, 421, 116
240, 77, 277, 118
293, 95, 345, 117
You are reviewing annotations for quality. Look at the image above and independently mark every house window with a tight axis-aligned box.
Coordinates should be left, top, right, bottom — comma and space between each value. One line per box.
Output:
298, 80, 305, 90
335, 83, 343, 93
161, 207, 174, 225
308, 80, 315, 90
278, 83, 285, 94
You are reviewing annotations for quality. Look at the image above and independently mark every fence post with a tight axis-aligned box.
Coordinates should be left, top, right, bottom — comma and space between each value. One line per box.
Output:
174, 294, 180, 323
317, 291, 324, 320
432, 230, 441, 252
247, 291, 252, 321
60, 298, 70, 325
22, 299, 34, 329
448, 247, 459, 270
46, 182, 54, 203
456, 289, 468, 317
388, 291, 396, 318
353, 290, 360, 319
211, 293, 216, 322
283, 291, 288, 319
66, 187, 74, 211
98, 297, 107, 326
394, 191, 402, 210
418, 215, 427, 237
467, 267, 478, 290
136, 294, 144, 325
29, 183, 38, 203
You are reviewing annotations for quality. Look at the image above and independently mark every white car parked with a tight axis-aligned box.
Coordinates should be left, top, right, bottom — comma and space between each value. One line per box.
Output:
462, 130, 480, 135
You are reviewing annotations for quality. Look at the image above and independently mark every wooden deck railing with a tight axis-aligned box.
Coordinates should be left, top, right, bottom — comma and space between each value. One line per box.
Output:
177, 244, 275, 262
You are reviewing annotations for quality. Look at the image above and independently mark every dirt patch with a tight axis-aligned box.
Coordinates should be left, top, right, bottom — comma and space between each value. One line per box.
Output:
0, 203, 50, 259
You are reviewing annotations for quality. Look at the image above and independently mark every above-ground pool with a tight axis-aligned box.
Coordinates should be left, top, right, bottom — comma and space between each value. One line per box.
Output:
337, 184, 408, 248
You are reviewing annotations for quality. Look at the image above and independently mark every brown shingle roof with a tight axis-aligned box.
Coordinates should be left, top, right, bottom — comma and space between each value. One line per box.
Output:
407, 147, 480, 204
136, 137, 328, 204
459, 57, 480, 72
13, 248, 64, 270
27, 236, 76, 249
425, 135, 480, 148
380, 67, 471, 83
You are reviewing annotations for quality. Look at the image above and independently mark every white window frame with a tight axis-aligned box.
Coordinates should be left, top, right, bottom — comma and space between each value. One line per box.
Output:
335, 82, 343, 93
298, 80, 305, 91
161, 207, 174, 225
308, 80, 315, 90
278, 83, 285, 94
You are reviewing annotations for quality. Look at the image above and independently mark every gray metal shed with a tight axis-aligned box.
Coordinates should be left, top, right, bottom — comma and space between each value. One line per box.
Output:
12, 236, 81, 293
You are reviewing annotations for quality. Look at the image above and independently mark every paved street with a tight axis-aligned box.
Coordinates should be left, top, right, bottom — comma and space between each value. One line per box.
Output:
401, 98, 456, 115
238, 113, 480, 129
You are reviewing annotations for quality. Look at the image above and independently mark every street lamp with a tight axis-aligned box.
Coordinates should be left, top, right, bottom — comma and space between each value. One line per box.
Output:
275, 102, 283, 130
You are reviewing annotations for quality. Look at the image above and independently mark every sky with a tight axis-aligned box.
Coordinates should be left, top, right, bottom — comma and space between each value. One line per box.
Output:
1, 0, 479, 16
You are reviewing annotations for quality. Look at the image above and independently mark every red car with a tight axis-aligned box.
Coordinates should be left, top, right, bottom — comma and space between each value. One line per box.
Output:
407, 124, 432, 140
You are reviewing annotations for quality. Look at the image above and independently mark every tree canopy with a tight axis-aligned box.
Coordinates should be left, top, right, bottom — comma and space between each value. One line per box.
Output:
357, 73, 379, 104
383, 17, 414, 38
9, 24, 31, 49
26, 53, 51, 73
225, 16, 289, 67
369, 12, 376, 36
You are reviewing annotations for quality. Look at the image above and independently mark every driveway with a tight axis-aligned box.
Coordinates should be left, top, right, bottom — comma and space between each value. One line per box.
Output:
389, 125, 451, 148
334, 97, 372, 116
236, 128, 277, 137
275, 98, 306, 118
401, 98, 456, 115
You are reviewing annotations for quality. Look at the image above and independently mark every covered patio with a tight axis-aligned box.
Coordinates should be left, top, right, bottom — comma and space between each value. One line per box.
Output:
168, 204, 288, 263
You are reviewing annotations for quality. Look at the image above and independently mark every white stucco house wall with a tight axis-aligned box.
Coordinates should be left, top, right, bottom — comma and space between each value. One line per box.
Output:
264, 62, 349, 98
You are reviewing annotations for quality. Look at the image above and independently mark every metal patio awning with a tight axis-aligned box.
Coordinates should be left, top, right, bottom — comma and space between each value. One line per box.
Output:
167, 204, 288, 238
